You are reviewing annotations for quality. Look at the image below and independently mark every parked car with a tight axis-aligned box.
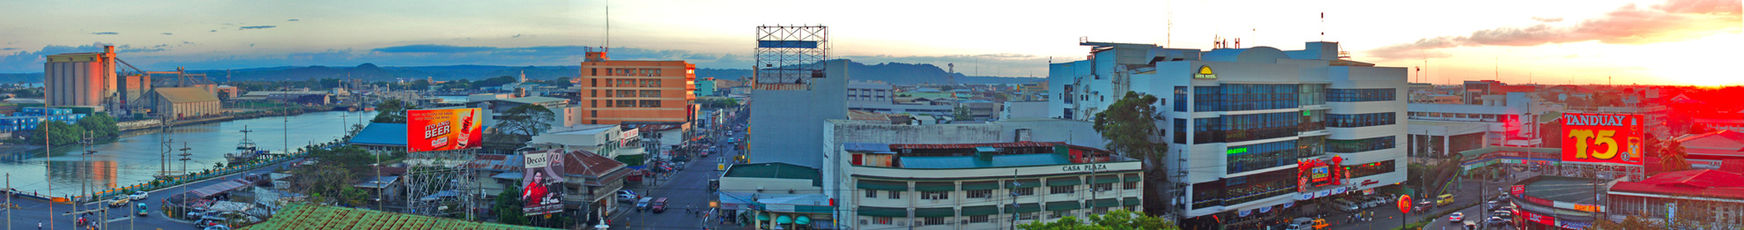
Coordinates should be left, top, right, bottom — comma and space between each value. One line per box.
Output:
1491, 210, 1513, 218
650, 197, 669, 213
1436, 194, 1456, 206
1448, 212, 1465, 222
1484, 216, 1511, 226
108, 198, 130, 207
1287, 217, 1315, 230
617, 190, 639, 203
128, 191, 150, 201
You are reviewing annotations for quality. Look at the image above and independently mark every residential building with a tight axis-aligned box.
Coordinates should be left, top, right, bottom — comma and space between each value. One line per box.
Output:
348, 123, 408, 154
576, 49, 697, 125
1607, 168, 1744, 229
821, 119, 1117, 230
139, 87, 222, 119
1047, 41, 1408, 228
44, 46, 117, 109
847, 80, 955, 117
696, 77, 718, 97
527, 124, 644, 160
746, 60, 849, 169
553, 149, 630, 225
1000, 101, 1049, 121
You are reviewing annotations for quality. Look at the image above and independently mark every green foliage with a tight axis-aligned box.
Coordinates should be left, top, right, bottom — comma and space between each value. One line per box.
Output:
371, 98, 414, 123
1659, 139, 1690, 172
410, 79, 432, 91
549, 77, 574, 88
9, 88, 43, 98
76, 113, 120, 140
1590, 216, 1663, 230
697, 98, 740, 108
496, 104, 554, 137
1091, 92, 1166, 209
495, 185, 528, 225
28, 121, 85, 146
1017, 209, 1178, 230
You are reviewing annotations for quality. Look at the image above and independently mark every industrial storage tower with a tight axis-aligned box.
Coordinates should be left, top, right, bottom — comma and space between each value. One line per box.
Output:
754, 25, 828, 89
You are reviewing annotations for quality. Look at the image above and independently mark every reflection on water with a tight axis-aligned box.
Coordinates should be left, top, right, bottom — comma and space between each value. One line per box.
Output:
0, 111, 376, 196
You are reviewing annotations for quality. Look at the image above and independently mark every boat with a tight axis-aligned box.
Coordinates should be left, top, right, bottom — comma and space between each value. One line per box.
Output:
225, 126, 269, 165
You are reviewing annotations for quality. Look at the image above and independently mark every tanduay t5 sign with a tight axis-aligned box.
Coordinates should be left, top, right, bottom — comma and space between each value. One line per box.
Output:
1560, 113, 1645, 165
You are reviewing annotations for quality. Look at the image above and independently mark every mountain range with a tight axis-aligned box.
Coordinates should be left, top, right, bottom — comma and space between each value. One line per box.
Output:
0, 60, 1041, 85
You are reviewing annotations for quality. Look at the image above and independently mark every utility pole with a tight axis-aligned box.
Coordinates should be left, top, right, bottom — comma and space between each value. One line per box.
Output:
44, 101, 52, 230
6, 173, 10, 230
179, 142, 192, 215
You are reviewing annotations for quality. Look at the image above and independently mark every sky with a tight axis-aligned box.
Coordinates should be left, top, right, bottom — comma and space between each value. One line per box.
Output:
1, 0, 1739, 86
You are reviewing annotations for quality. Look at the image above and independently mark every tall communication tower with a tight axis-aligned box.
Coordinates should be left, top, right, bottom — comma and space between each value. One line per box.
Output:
754, 25, 828, 89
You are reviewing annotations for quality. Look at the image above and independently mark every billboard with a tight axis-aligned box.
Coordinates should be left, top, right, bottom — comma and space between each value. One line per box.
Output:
1296, 156, 1344, 192
406, 108, 484, 152
522, 150, 565, 215
1559, 113, 1645, 165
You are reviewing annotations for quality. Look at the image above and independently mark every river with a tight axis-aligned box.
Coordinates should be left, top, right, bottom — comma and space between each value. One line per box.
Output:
0, 110, 377, 197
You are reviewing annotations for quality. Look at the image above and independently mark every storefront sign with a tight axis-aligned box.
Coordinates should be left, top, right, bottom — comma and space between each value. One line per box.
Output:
1193, 65, 1217, 79
1522, 211, 1556, 226
1561, 113, 1645, 165
1061, 164, 1108, 172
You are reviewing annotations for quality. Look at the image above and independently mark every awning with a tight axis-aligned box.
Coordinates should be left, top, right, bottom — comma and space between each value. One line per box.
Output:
1046, 201, 1080, 211
1005, 203, 1040, 213
1124, 174, 1141, 182
1089, 199, 1120, 208
962, 205, 999, 216
961, 181, 998, 191
776, 215, 793, 224
914, 182, 956, 192
858, 207, 906, 217
1124, 197, 1141, 206
914, 207, 954, 217
758, 214, 771, 221
857, 180, 907, 190
1046, 177, 1081, 186
1003, 179, 1041, 189
795, 216, 811, 225
1092, 175, 1120, 184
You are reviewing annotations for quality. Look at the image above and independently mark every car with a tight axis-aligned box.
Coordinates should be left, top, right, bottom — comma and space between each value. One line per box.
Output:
635, 197, 654, 211
1462, 221, 1478, 230
138, 203, 150, 217
1287, 217, 1315, 230
1486, 200, 1498, 208
128, 191, 149, 201
1484, 216, 1511, 225
1448, 212, 1465, 222
650, 197, 669, 213
1436, 194, 1456, 206
617, 190, 639, 203
1491, 210, 1513, 218
108, 198, 130, 207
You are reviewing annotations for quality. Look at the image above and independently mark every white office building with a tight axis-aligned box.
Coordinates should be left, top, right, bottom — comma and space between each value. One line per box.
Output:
1048, 41, 1408, 228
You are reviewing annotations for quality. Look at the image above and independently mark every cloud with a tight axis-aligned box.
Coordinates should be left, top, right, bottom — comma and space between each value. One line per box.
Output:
372, 45, 497, 53
238, 25, 277, 30
90, 32, 119, 35
0, 48, 17, 51
210, 30, 217, 32
287, 19, 300, 22
1531, 17, 1563, 23
0, 43, 168, 72
161, 32, 173, 36
512, 34, 523, 39
1366, 0, 1741, 60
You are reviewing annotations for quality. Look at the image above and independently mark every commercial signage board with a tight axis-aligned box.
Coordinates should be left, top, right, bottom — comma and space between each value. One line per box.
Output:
523, 151, 566, 215
1296, 157, 1344, 192
406, 108, 484, 152
1559, 113, 1645, 165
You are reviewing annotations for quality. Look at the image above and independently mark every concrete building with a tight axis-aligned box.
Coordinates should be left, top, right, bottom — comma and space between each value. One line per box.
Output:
527, 124, 644, 159
576, 49, 697, 125
716, 162, 830, 230
820, 119, 1127, 230
746, 60, 850, 169
848, 80, 955, 117
1000, 101, 1049, 121
1047, 41, 1409, 228
1407, 92, 1539, 157
139, 87, 222, 119
696, 77, 718, 97
44, 46, 118, 108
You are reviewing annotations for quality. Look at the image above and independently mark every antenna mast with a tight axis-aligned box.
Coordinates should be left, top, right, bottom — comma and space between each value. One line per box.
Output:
604, 0, 611, 50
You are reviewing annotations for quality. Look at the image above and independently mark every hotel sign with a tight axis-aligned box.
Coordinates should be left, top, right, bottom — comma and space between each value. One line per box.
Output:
1193, 65, 1217, 79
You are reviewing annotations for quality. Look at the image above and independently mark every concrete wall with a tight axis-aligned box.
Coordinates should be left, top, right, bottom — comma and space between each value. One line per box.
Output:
746, 60, 849, 169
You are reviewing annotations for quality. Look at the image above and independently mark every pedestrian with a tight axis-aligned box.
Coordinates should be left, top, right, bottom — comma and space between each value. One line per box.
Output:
37, 221, 43, 230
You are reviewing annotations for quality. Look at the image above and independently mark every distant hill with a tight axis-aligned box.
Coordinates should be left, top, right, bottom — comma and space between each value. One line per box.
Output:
0, 60, 1043, 85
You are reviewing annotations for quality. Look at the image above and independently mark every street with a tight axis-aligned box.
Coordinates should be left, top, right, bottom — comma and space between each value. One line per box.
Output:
611, 108, 746, 230
5, 155, 307, 230
1332, 167, 1544, 230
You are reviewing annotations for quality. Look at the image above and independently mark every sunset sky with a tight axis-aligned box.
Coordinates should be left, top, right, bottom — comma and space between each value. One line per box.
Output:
1, 0, 1738, 85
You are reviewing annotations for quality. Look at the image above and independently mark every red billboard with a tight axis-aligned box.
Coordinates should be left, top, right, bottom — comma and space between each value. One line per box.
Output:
1559, 113, 1644, 165
1296, 156, 1344, 192
406, 108, 484, 152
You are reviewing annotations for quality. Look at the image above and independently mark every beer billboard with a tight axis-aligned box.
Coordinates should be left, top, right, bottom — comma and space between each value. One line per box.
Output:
406, 108, 484, 152
1560, 113, 1645, 165
522, 150, 565, 215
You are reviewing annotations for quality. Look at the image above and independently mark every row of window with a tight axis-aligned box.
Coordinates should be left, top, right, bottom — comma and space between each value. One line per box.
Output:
862, 182, 1139, 200
1192, 84, 1301, 112
589, 100, 663, 109
588, 78, 665, 87
1227, 140, 1299, 174
1193, 112, 1301, 143
1344, 160, 1395, 178
1328, 136, 1396, 153
591, 89, 663, 98
1328, 112, 1396, 128
588, 68, 665, 76
861, 208, 1131, 226
1328, 88, 1395, 102
1190, 170, 1296, 209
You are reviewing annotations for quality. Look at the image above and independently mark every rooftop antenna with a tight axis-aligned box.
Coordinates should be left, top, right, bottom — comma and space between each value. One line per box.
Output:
604, 0, 611, 51
1493, 56, 1499, 81
1166, 0, 1173, 47
1320, 11, 1326, 41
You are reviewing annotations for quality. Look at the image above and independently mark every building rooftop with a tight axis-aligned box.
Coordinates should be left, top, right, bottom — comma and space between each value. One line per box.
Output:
153, 87, 220, 103
246, 203, 554, 230
348, 123, 407, 146
1675, 130, 1744, 157
724, 162, 822, 186
1611, 169, 1744, 200
556, 149, 626, 178
548, 124, 619, 135
898, 154, 1075, 169
1520, 176, 1607, 205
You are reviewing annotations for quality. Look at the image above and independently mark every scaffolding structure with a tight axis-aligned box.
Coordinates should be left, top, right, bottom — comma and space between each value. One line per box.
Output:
754, 25, 828, 89
402, 149, 477, 221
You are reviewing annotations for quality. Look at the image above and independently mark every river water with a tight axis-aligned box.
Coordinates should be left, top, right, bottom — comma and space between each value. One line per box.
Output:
0, 110, 377, 197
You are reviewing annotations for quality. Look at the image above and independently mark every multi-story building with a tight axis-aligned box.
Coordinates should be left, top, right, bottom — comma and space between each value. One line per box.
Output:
1047, 41, 1408, 228
1407, 92, 1538, 157
746, 60, 849, 169
848, 80, 955, 117
821, 119, 1127, 230
576, 49, 697, 125
696, 77, 718, 97
44, 46, 117, 109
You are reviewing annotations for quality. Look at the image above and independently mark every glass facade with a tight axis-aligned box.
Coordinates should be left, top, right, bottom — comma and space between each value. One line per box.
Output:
1328, 136, 1396, 153
1344, 160, 1395, 178
1299, 84, 1327, 106
1193, 84, 1300, 112
1328, 112, 1396, 128
1297, 135, 1326, 158
1328, 88, 1395, 102
1194, 112, 1300, 143
1227, 140, 1298, 174
1300, 109, 1327, 131
1223, 170, 1296, 205
1175, 86, 1188, 112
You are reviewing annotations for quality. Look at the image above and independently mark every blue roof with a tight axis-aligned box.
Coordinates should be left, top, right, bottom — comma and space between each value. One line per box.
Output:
898, 154, 1074, 169
492, 172, 524, 180
349, 123, 407, 146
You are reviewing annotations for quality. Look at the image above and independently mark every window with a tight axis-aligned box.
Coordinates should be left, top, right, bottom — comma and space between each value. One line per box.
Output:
865, 189, 878, 198
1190, 181, 1224, 209
639, 90, 661, 97
1092, 207, 1110, 215
1092, 183, 1113, 192
1328, 112, 1395, 128
966, 190, 991, 199
1174, 119, 1187, 144
921, 191, 950, 200
1328, 88, 1395, 102
589, 110, 597, 117
590, 78, 597, 86
1193, 84, 1300, 111
616, 100, 635, 108
1123, 181, 1137, 190
923, 217, 945, 225
968, 215, 989, 223
1174, 86, 1188, 112
1223, 170, 1296, 205
874, 217, 892, 225
1300, 109, 1327, 131
640, 100, 661, 108
1300, 84, 1327, 105
1227, 140, 1299, 173
1050, 185, 1074, 194
1297, 136, 1327, 158
590, 69, 598, 76
1050, 210, 1071, 219
1016, 212, 1036, 221
1328, 136, 1396, 153
590, 90, 598, 97
1197, 111, 1300, 143
888, 190, 902, 199
1011, 187, 1035, 196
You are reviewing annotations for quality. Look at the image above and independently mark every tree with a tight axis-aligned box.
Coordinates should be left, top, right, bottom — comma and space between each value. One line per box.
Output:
372, 98, 413, 123
1659, 139, 1691, 172
1091, 92, 1166, 213
1017, 209, 1179, 230
1590, 215, 1663, 230
549, 77, 574, 88
496, 104, 554, 138
494, 185, 529, 225
29, 121, 85, 146
76, 113, 119, 140
410, 79, 432, 91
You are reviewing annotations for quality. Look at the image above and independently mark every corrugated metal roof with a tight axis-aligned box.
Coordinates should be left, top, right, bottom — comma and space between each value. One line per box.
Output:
153, 87, 219, 104
348, 123, 407, 146
898, 154, 1074, 169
